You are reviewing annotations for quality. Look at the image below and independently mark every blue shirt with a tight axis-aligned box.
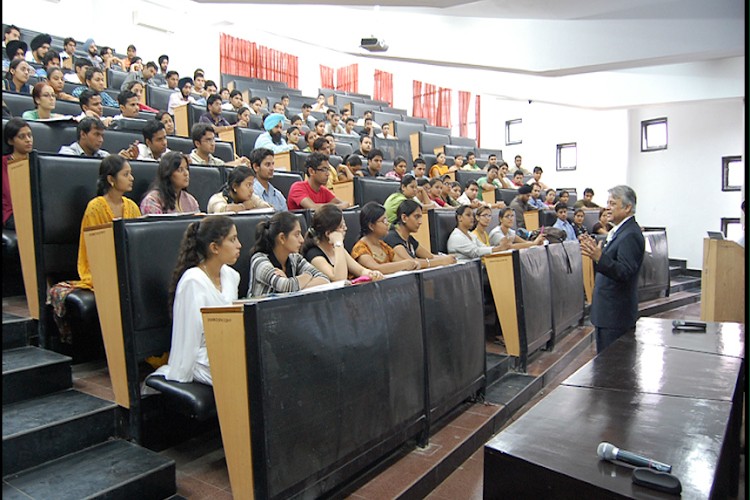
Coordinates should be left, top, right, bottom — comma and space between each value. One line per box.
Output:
71, 86, 118, 108
553, 218, 577, 242
254, 179, 287, 212
528, 197, 545, 210
254, 132, 293, 154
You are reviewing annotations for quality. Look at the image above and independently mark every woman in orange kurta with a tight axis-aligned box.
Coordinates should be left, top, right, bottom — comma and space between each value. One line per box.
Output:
350, 201, 418, 275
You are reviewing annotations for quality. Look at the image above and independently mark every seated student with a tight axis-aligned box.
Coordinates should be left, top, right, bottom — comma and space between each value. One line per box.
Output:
167, 77, 197, 116
207, 166, 271, 213
510, 184, 534, 229
65, 57, 91, 85
497, 162, 514, 189
573, 187, 601, 209
338, 154, 363, 181
592, 207, 614, 235
199, 94, 234, 133
35, 49, 60, 78
429, 152, 458, 178
112, 90, 141, 121
375, 122, 397, 140
247, 96, 263, 116
140, 152, 200, 215
156, 111, 176, 136
472, 205, 494, 246
441, 177, 461, 207
47, 156, 141, 343
510, 170, 525, 187
384, 174, 435, 224
188, 123, 251, 167
385, 200, 457, 267
162, 70, 180, 91
99, 46, 124, 71
123, 80, 159, 113
453, 154, 465, 170
3, 118, 34, 229
46, 67, 78, 102
526, 166, 549, 190
4, 39, 27, 73
4, 58, 32, 94
302, 205, 383, 282
22, 82, 65, 120
461, 151, 482, 171
252, 148, 287, 212
71, 67, 118, 107
543, 188, 557, 209
355, 135, 373, 158
428, 177, 447, 207
249, 211, 330, 296
120, 60, 158, 91
59, 117, 138, 159
342, 117, 359, 137
325, 111, 346, 135
235, 107, 251, 128
361, 149, 386, 177
309, 137, 342, 188
410, 157, 430, 181
154, 215, 241, 385
384, 156, 408, 181
254, 113, 294, 154
477, 164, 502, 202
311, 93, 329, 112
456, 180, 485, 209
356, 110, 381, 130
302, 130, 317, 153
572, 208, 589, 238
351, 202, 419, 274
221, 89, 246, 112
285, 125, 301, 150
447, 205, 507, 262
137, 120, 170, 161
528, 183, 546, 210
557, 190, 571, 207
489, 207, 545, 248
289, 115, 304, 128
552, 202, 577, 241
287, 152, 350, 210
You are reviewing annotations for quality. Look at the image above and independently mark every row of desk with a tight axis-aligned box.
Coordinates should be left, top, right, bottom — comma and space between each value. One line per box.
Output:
484, 317, 745, 499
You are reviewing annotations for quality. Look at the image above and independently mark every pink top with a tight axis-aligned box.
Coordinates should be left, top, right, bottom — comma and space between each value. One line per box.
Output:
140, 189, 200, 215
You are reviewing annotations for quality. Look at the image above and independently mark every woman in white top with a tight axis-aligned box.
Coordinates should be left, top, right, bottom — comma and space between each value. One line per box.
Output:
489, 207, 545, 249
155, 215, 241, 385
447, 205, 508, 262
207, 166, 271, 213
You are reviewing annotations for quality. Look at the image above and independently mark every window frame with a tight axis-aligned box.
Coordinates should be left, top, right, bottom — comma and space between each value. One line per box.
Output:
640, 117, 668, 152
721, 155, 743, 192
505, 118, 522, 146
556, 142, 577, 171
720, 217, 741, 239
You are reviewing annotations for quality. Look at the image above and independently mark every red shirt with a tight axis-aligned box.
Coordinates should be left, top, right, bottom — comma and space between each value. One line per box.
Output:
2, 155, 13, 226
287, 181, 335, 210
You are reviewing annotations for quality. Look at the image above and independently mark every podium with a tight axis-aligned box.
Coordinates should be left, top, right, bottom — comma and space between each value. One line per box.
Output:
700, 238, 745, 322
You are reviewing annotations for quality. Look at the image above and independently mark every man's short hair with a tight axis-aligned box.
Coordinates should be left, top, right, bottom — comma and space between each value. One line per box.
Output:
165, 70, 178, 79
77, 116, 105, 140
514, 155, 522, 160
193, 69, 204, 79
533, 166, 543, 174
346, 154, 362, 167
145, 61, 158, 71
487, 164, 499, 172
272, 101, 283, 110
249, 147, 273, 167
345, 117, 355, 124
555, 202, 568, 213
191, 122, 214, 145
513, 170, 524, 178
205, 79, 217, 90
583, 187, 595, 196
302, 103, 312, 110
127, 44, 137, 52
117, 90, 138, 106
413, 157, 426, 166
359, 134, 371, 144
368, 148, 383, 160
74, 58, 92, 70
498, 161, 509, 169
63, 36, 76, 46
42, 50, 59, 67
305, 152, 329, 173
158, 54, 169, 65
466, 151, 475, 158
84, 67, 103, 82
608, 185, 637, 213
312, 137, 328, 152
142, 119, 166, 142
5, 25, 21, 37
488, 154, 497, 160
465, 179, 479, 189
206, 94, 222, 107
229, 89, 242, 99
249, 96, 262, 105
281, 94, 290, 100
78, 89, 100, 109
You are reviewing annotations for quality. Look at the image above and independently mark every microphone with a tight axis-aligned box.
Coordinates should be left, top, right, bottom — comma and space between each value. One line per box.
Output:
597, 442, 672, 472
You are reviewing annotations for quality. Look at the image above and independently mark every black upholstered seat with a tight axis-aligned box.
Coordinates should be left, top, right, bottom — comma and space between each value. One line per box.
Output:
428, 209, 457, 254
353, 177, 400, 206
145, 374, 217, 421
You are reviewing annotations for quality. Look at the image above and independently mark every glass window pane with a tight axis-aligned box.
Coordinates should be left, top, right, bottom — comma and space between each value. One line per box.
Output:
725, 222, 743, 241
506, 119, 522, 145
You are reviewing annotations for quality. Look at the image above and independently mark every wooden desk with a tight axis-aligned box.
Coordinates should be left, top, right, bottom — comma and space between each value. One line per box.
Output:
523, 209, 539, 231
331, 180, 353, 205
274, 150, 291, 171
701, 238, 745, 322
173, 104, 189, 137
627, 317, 744, 358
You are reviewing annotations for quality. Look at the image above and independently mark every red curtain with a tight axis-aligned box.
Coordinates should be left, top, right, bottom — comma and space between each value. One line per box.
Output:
373, 70, 393, 106
435, 87, 452, 129
458, 91, 471, 137
320, 65, 334, 89
475, 95, 481, 147
336, 64, 359, 93
422, 83, 437, 126
412, 80, 423, 118
219, 33, 299, 88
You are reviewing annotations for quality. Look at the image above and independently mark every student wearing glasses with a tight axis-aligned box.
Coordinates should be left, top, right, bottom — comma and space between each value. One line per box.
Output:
286, 152, 350, 211
447, 205, 509, 262
22, 82, 65, 120
489, 207, 545, 249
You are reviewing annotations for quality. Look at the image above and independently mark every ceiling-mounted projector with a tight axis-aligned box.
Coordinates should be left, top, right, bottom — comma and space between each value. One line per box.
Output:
360, 37, 388, 52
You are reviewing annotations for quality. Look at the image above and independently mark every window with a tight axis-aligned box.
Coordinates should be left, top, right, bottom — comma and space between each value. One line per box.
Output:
641, 117, 668, 152
722, 155, 743, 191
556, 142, 577, 171
505, 119, 522, 145
721, 218, 742, 241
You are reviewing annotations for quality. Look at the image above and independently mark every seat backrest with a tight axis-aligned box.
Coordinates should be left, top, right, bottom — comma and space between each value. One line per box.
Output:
428, 209, 457, 254
271, 171, 303, 199
443, 144, 471, 158
290, 150, 310, 175
454, 170, 484, 188
498, 189, 518, 206
418, 131, 450, 155
234, 127, 265, 157
341, 208, 361, 252
328, 154, 343, 168
353, 177, 400, 206
4, 92, 35, 117
477, 148, 502, 160
188, 102, 205, 130
106, 68, 129, 91
373, 111, 402, 125
145, 85, 175, 113
332, 134, 360, 153
373, 137, 411, 162
27, 121, 79, 154
186, 166, 225, 212
425, 125, 451, 135
334, 142, 353, 157
349, 101, 375, 117
449, 136, 477, 148
392, 120, 425, 140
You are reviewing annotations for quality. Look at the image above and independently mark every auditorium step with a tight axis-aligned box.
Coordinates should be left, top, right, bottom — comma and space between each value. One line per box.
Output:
3, 390, 118, 476
485, 352, 512, 386
669, 274, 702, 293
2, 313, 35, 351
2, 346, 72, 405
1, 439, 176, 500
639, 289, 701, 317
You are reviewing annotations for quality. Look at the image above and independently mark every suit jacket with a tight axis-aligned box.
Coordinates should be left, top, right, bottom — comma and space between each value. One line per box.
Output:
590, 217, 645, 329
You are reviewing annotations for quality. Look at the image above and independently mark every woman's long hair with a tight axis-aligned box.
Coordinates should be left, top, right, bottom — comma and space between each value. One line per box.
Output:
96, 155, 128, 196
301, 204, 343, 255
251, 211, 299, 255
359, 201, 386, 237
221, 166, 255, 203
168, 215, 235, 312
147, 151, 189, 211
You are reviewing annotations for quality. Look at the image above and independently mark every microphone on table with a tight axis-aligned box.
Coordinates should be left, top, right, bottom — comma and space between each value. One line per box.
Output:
597, 442, 672, 473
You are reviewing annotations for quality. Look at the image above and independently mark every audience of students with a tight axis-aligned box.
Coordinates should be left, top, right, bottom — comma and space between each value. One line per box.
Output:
384, 200, 456, 267
139, 152, 200, 215
447, 205, 507, 262
207, 166, 272, 213
488, 208, 545, 249
251, 148, 287, 212
22, 82, 63, 120
383, 174, 434, 224
351, 202, 419, 274
573, 187, 600, 208
553, 202, 577, 241
287, 152, 350, 210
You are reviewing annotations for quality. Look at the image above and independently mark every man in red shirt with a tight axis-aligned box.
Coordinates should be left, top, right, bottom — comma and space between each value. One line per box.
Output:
287, 152, 351, 210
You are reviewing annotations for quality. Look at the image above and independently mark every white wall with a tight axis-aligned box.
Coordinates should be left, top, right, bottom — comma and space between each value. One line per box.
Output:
628, 98, 745, 268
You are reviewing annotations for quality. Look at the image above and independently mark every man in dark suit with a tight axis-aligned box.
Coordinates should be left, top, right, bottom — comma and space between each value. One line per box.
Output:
580, 185, 645, 353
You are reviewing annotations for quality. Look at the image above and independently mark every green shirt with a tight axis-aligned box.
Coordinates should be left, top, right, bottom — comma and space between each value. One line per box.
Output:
476, 177, 500, 201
